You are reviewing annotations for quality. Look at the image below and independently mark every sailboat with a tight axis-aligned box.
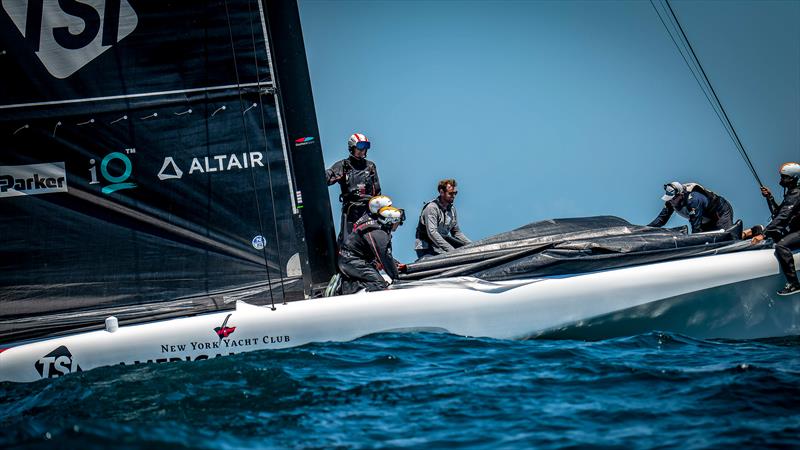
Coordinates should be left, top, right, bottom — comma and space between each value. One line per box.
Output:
0, 0, 797, 383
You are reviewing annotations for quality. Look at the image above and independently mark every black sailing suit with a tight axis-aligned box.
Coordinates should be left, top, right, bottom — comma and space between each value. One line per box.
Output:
338, 216, 399, 295
648, 188, 734, 233
325, 156, 381, 245
762, 185, 800, 286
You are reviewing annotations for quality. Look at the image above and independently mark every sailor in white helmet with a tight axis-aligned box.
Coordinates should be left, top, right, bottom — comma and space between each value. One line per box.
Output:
325, 133, 382, 245
751, 162, 800, 296
338, 196, 406, 295
648, 181, 734, 233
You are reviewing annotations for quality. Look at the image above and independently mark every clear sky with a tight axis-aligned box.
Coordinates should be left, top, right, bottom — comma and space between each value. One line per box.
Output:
298, 0, 800, 263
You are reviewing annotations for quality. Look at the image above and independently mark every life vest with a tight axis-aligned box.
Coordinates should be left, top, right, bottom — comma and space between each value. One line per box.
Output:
339, 158, 379, 204
683, 182, 720, 206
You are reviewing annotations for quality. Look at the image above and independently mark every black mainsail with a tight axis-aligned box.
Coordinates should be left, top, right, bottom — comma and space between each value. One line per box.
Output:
0, 0, 336, 344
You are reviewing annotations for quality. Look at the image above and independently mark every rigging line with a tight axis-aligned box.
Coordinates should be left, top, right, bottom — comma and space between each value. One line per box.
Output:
649, 0, 741, 161
223, 0, 277, 310
654, 1, 761, 187
664, 0, 764, 187
655, 1, 753, 172
247, 0, 288, 303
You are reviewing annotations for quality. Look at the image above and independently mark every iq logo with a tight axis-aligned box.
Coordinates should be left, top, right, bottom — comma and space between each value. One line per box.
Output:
89, 149, 136, 194
35, 346, 82, 378
252, 235, 266, 250
2, 0, 139, 79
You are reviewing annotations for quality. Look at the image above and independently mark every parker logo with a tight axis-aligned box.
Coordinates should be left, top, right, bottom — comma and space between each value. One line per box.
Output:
35, 345, 82, 378
156, 152, 266, 181
2, 0, 139, 79
214, 314, 236, 340
0, 162, 68, 198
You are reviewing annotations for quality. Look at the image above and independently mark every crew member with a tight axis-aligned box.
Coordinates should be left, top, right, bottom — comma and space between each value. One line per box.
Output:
325, 133, 381, 244
751, 162, 800, 296
415, 178, 471, 260
648, 181, 734, 233
338, 196, 405, 295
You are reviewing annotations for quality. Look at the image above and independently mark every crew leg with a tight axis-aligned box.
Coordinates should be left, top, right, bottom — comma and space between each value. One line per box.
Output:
774, 231, 800, 294
714, 198, 734, 230
338, 256, 388, 294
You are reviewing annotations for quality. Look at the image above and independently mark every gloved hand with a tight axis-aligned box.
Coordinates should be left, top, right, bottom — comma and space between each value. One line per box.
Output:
761, 186, 773, 198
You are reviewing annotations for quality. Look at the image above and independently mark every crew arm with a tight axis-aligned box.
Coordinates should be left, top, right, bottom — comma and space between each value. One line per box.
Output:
325, 161, 344, 186
687, 196, 707, 234
647, 203, 674, 228
765, 189, 800, 236
766, 195, 780, 217
372, 168, 382, 196
450, 224, 471, 245
423, 206, 455, 253
366, 230, 399, 280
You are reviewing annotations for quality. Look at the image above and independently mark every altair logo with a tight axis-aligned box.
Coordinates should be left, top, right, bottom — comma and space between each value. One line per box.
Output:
35, 346, 82, 378
2, 0, 139, 79
214, 314, 236, 340
156, 152, 266, 181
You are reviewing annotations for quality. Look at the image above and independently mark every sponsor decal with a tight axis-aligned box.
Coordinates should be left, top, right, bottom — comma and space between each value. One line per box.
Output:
214, 314, 236, 340
294, 136, 315, 147
251, 235, 266, 250
89, 149, 136, 194
156, 152, 265, 181
3, 0, 139, 79
35, 345, 82, 378
114, 332, 293, 367
0, 162, 68, 198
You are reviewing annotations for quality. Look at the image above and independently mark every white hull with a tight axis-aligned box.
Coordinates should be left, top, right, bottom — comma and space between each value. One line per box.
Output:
2, 248, 799, 382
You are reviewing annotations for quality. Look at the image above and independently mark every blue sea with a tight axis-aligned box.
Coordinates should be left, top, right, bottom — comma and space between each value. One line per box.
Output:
2, 332, 798, 449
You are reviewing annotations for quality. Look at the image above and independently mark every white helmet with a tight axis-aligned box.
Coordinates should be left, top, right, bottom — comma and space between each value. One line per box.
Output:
377, 206, 405, 226
347, 133, 370, 151
780, 162, 800, 178
368, 195, 392, 215
662, 181, 684, 201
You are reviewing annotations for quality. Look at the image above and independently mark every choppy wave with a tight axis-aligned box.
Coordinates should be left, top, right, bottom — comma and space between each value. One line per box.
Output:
2, 332, 799, 449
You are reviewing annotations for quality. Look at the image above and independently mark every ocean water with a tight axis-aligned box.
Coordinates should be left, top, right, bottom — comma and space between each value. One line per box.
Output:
2, 332, 798, 449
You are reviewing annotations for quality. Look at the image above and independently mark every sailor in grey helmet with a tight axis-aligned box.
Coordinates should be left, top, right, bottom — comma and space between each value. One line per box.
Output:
647, 181, 734, 233
751, 162, 800, 296
325, 133, 382, 245
414, 178, 471, 260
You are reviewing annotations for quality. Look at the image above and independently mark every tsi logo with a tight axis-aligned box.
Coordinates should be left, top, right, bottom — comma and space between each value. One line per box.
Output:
35, 346, 82, 378
0, 162, 68, 198
2, 0, 139, 79
89, 148, 136, 194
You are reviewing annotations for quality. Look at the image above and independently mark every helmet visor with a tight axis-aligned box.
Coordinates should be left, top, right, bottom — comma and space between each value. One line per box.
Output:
662, 184, 677, 201
353, 141, 371, 150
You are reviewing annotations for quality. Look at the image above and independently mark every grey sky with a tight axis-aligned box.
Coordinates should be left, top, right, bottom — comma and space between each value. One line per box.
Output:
299, 0, 800, 263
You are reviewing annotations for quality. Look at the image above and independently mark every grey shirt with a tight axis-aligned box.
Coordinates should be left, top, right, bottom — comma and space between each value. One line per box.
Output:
414, 199, 471, 253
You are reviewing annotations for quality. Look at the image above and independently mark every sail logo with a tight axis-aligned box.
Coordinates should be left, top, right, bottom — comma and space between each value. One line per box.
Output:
251, 235, 266, 250
294, 136, 315, 147
35, 346, 82, 378
0, 162, 67, 198
2, 0, 139, 79
156, 152, 266, 181
214, 314, 236, 340
89, 149, 136, 194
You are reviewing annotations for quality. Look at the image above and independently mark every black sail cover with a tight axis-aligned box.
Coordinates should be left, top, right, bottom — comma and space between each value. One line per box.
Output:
0, 0, 336, 343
